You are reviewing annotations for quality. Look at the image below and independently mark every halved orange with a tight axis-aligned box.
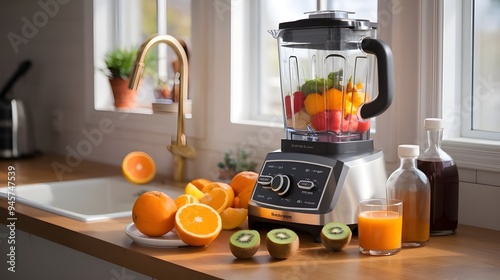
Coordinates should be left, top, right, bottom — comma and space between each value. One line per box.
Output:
189, 178, 212, 191
199, 188, 231, 213
132, 191, 177, 237
220, 207, 248, 230
122, 151, 156, 184
174, 194, 199, 209
175, 203, 222, 246
201, 182, 235, 208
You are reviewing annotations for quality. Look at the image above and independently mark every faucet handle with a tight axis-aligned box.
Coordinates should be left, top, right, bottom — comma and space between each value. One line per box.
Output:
167, 143, 196, 159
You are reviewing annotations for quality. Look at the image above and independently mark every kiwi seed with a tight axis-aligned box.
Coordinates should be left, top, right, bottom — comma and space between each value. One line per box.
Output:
229, 230, 260, 259
320, 222, 352, 251
266, 228, 299, 259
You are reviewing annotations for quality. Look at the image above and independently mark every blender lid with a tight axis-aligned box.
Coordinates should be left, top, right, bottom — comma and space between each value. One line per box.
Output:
278, 10, 376, 30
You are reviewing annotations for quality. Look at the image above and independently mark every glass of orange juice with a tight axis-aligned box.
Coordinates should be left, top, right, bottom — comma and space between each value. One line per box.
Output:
358, 199, 403, 256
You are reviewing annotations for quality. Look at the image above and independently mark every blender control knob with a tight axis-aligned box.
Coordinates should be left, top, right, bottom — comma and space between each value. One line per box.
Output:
271, 174, 291, 196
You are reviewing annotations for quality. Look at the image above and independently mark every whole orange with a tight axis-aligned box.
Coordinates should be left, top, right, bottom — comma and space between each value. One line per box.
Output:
234, 185, 254, 209
229, 171, 259, 195
189, 178, 212, 191
132, 191, 177, 237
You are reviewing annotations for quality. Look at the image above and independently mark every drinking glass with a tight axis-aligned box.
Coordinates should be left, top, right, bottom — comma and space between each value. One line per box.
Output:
358, 199, 403, 256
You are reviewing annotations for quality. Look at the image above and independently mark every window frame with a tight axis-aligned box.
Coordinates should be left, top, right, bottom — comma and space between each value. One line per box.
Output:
86, 0, 203, 143
436, 0, 500, 172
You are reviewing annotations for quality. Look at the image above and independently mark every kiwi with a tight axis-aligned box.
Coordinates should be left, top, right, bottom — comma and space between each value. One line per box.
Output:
266, 228, 299, 259
229, 230, 261, 259
320, 222, 352, 251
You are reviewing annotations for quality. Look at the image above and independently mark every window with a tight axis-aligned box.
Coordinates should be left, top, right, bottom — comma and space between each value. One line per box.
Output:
231, 0, 377, 126
93, 0, 191, 113
442, 0, 500, 141
466, 0, 500, 139
433, 0, 500, 172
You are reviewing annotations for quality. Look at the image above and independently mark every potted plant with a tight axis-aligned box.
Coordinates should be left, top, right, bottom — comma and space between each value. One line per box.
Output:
103, 48, 139, 108
217, 149, 257, 181
104, 48, 156, 108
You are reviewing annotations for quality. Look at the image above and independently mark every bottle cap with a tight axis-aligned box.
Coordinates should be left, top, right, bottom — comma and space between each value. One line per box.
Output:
398, 144, 420, 158
424, 118, 444, 130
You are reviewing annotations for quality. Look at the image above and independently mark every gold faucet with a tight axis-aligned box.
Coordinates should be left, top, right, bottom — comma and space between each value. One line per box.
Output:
129, 34, 196, 183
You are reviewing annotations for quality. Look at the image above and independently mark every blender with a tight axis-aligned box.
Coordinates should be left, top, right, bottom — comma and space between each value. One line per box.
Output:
247, 11, 394, 241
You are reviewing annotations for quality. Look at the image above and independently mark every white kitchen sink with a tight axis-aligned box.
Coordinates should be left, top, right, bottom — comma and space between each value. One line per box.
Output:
0, 176, 184, 222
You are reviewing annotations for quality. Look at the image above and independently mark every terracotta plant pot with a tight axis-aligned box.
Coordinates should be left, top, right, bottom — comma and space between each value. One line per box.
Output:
109, 78, 137, 108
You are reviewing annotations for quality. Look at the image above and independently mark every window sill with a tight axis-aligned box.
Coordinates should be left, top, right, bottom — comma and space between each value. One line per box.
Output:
442, 137, 500, 172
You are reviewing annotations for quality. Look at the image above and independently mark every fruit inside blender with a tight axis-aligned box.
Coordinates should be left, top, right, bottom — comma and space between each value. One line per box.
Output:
284, 57, 374, 143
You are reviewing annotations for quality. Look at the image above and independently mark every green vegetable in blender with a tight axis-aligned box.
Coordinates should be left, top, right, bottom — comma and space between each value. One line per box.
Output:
300, 69, 344, 95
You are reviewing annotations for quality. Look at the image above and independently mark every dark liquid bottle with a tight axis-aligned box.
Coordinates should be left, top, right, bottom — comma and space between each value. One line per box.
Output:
417, 118, 459, 235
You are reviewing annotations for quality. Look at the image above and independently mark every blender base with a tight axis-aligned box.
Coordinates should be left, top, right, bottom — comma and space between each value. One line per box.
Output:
247, 145, 387, 243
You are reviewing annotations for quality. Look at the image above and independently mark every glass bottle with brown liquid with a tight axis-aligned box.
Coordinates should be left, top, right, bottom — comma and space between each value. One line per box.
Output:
387, 145, 430, 247
417, 118, 459, 235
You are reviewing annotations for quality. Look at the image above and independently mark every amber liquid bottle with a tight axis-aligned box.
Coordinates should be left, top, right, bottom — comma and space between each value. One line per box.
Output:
387, 145, 430, 247
417, 118, 459, 235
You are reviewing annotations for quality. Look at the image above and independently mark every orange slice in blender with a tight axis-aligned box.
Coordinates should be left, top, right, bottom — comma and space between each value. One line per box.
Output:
325, 88, 343, 111
304, 93, 326, 115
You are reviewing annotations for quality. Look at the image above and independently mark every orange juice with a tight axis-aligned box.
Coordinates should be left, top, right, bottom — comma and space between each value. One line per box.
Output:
400, 190, 430, 245
358, 210, 402, 251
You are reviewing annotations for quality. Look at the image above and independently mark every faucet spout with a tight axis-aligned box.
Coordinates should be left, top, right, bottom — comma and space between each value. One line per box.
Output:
129, 34, 195, 183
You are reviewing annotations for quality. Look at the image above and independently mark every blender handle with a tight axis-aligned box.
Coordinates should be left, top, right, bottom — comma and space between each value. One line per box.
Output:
359, 38, 394, 119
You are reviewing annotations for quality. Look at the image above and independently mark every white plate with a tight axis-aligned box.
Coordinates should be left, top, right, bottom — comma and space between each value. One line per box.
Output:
125, 223, 188, 248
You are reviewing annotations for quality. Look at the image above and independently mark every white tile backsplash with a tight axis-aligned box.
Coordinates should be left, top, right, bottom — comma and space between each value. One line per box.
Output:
458, 168, 476, 183
459, 182, 500, 231
477, 170, 500, 187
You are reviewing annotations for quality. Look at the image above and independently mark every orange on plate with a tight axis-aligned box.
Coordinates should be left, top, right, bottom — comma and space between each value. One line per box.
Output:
229, 171, 259, 195
132, 191, 177, 237
233, 185, 254, 209
201, 182, 235, 208
189, 178, 212, 191
122, 151, 156, 184
184, 182, 205, 200
175, 203, 222, 246
199, 188, 231, 213
220, 207, 248, 230
174, 194, 199, 209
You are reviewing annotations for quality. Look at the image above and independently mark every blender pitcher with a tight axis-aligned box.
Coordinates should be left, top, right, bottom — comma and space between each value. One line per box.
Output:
270, 11, 394, 143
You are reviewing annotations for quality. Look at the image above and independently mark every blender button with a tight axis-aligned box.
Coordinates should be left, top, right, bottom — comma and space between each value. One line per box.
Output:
297, 180, 315, 190
258, 175, 273, 187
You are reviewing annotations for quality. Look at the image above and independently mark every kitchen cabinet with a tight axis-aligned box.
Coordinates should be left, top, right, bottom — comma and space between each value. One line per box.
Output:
0, 228, 151, 280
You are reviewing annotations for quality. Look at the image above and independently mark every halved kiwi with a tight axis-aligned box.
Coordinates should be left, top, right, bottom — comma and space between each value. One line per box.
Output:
229, 230, 260, 259
320, 222, 352, 251
266, 228, 299, 259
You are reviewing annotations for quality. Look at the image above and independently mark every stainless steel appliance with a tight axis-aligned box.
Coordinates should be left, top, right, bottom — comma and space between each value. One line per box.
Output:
248, 11, 394, 241
0, 60, 36, 158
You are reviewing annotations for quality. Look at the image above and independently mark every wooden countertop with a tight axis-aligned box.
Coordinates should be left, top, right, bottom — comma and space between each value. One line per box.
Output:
1, 154, 500, 279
